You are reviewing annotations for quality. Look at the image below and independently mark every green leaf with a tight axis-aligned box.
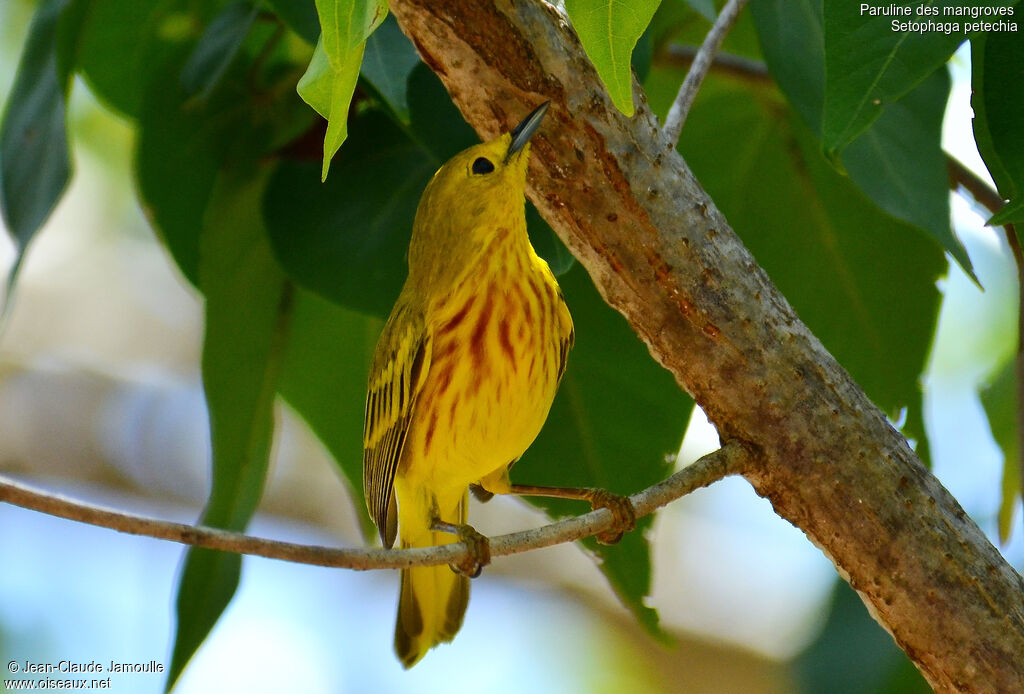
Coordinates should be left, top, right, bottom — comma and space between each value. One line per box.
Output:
136, 15, 311, 285
265, 0, 321, 44
971, 14, 1024, 204
269, 72, 573, 317
822, 0, 1014, 155
0, 0, 74, 311
685, 0, 716, 22
278, 289, 381, 537
313, 0, 386, 70
263, 111, 431, 316
564, 0, 663, 116
750, 0, 974, 280
299, 0, 388, 177
527, 204, 575, 276
75, 0, 208, 119
988, 196, 1024, 227
405, 62, 477, 160
167, 168, 293, 691
515, 264, 692, 636
675, 79, 942, 458
841, 68, 972, 282
137, 60, 240, 285
297, 35, 365, 180
180, 0, 259, 99
360, 13, 420, 121
795, 581, 931, 694
981, 359, 1020, 543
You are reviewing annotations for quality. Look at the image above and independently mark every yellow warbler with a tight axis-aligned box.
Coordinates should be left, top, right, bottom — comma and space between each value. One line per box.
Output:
362, 102, 635, 668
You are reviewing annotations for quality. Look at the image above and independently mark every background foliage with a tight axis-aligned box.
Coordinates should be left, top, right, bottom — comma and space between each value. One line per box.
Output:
1, 0, 1020, 691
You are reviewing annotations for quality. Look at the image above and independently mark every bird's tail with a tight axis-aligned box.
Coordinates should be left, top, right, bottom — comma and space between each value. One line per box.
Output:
393, 493, 470, 668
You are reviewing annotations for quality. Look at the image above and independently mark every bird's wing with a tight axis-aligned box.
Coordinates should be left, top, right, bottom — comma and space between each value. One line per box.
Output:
555, 289, 575, 385
363, 306, 431, 548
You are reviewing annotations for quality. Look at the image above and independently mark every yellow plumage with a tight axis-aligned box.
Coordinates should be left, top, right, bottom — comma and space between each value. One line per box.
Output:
362, 103, 574, 667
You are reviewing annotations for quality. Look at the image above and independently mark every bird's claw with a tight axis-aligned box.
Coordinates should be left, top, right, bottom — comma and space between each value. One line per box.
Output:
587, 489, 637, 545
450, 524, 491, 578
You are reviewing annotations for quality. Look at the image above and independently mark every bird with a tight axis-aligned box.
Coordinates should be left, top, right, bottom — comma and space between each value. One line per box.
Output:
362, 101, 635, 668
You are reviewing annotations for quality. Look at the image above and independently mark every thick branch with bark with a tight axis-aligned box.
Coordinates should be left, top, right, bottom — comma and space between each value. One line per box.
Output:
388, 1, 1024, 690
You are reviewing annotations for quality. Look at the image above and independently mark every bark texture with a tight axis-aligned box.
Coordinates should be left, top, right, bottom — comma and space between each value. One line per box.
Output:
388, 0, 1024, 691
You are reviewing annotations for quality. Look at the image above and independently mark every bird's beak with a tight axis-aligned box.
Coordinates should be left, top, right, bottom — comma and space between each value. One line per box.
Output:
506, 101, 550, 163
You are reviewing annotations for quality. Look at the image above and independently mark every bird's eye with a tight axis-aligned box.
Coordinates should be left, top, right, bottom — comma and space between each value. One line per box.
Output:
472, 157, 495, 175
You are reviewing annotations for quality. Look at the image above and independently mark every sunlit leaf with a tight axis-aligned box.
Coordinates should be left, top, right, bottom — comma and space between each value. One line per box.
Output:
297, 35, 365, 180
314, 0, 386, 70
564, 0, 663, 116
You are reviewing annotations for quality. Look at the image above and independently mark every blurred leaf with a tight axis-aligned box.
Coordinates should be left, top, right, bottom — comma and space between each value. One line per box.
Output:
264, 111, 431, 317
180, 0, 259, 98
685, 0, 716, 21
297, 35, 365, 180
795, 581, 930, 694
971, 14, 1024, 205
515, 264, 692, 636
137, 16, 311, 285
750, 0, 973, 281
406, 62, 477, 160
0, 0, 74, 311
313, 0, 386, 70
360, 13, 420, 121
265, 0, 321, 44
55, 0, 92, 84
137, 59, 245, 285
989, 197, 1024, 228
675, 78, 942, 457
270, 67, 573, 318
981, 359, 1021, 543
527, 204, 575, 276
749, 0, 823, 128
278, 289, 381, 537
647, 0, 708, 50
75, 0, 209, 118
167, 168, 293, 690
632, 23, 654, 83
564, 0, 663, 116
822, 0, 1013, 155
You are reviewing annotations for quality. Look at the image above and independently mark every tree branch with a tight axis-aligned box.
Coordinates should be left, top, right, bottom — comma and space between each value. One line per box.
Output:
0, 444, 749, 569
388, 1, 1024, 690
662, 0, 749, 147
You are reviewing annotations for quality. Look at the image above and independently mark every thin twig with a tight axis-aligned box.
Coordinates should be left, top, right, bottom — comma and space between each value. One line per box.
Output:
947, 156, 1006, 215
0, 443, 751, 570
662, 0, 749, 148
661, 43, 769, 83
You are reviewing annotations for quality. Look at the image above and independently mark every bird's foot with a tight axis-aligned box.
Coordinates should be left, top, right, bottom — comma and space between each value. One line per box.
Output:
584, 489, 637, 545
